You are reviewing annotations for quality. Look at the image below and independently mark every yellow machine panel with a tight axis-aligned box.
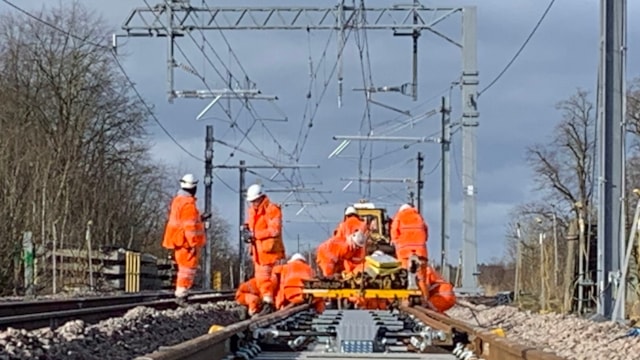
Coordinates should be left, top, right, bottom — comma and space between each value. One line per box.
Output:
303, 288, 422, 299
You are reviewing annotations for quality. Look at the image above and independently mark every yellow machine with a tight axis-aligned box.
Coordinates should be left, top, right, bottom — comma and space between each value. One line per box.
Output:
351, 200, 396, 255
303, 251, 422, 306
302, 200, 424, 308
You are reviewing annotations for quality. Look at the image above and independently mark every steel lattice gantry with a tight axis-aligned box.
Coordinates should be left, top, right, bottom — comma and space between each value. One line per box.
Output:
118, 1, 480, 292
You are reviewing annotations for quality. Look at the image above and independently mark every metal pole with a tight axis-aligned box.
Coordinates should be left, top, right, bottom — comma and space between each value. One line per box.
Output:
416, 152, 424, 214
440, 96, 451, 280
552, 212, 558, 287
578, 211, 585, 315
514, 223, 522, 303
411, 0, 419, 101
203, 125, 213, 290
166, 3, 175, 102
460, 7, 480, 293
597, 0, 626, 321
238, 160, 247, 282
539, 232, 546, 311
86, 221, 94, 291
297, 234, 300, 253
52, 222, 57, 295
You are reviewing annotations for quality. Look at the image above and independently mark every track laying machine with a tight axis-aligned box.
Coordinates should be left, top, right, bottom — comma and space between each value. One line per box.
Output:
303, 201, 423, 308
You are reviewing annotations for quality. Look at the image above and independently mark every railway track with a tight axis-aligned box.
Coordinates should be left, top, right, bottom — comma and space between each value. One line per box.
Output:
0, 290, 234, 330
134, 303, 566, 360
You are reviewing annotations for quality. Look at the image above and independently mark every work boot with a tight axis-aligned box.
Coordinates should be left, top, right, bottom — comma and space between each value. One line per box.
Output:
257, 301, 274, 316
175, 296, 189, 307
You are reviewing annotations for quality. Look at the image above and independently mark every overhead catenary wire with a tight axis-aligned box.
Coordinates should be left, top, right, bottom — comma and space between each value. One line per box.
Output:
140, 0, 297, 171
478, 0, 557, 97
137, 1, 320, 214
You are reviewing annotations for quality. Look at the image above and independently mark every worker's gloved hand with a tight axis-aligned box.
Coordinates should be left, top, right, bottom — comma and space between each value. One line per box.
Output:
240, 225, 254, 243
200, 212, 212, 221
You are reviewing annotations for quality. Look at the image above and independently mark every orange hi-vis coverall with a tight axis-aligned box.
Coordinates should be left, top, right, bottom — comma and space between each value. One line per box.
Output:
316, 235, 366, 277
236, 278, 261, 315
424, 266, 456, 313
162, 190, 206, 297
335, 215, 367, 240
237, 267, 283, 315
246, 196, 286, 304
277, 259, 325, 313
390, 207, 429, 303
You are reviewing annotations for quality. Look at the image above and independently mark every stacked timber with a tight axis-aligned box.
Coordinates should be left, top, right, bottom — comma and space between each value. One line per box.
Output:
43, 248, 167, 292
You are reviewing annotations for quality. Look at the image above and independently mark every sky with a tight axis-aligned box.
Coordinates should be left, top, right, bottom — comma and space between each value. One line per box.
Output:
16, 1, 640, 270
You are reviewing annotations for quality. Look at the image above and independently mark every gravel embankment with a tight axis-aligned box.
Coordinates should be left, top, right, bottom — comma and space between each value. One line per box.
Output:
447, 302, 640, 360
0, 300, 244, 360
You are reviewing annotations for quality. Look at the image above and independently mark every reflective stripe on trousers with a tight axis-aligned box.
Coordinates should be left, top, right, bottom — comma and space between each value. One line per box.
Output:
399, 225, 424, 230
429, 282, 445, 292
176, 265, 197, 289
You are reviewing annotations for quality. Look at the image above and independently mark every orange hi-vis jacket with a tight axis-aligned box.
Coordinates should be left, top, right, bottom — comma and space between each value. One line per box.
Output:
277, 259, 314, 308
246, 196, 285, 265
162, 190, 206, 268
425, 266, 456, 313
316, 235, 366, 277
335, 215, 367, 240
390, 207, 429, 260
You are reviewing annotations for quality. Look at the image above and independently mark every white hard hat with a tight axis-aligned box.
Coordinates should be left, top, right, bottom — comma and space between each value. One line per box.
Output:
344, 206, 357, 216
288, 253, 306, 263
246, 184, 264, 202
348, 230, 366, 248
372, 250, 385, 257
179, 174, 198, 190
399, 203, 412, 212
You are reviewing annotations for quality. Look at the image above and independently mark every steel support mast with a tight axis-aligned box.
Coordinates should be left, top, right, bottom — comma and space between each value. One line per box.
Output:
459, 9, 480, 293
597, 0, 626, 321
440, 96, 451, 281
203, 125, 214, 289
118, 1, 480, 291
416, 152, 424, 214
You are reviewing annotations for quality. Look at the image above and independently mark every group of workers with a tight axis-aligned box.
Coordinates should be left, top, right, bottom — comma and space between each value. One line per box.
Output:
161, 173, 455, 315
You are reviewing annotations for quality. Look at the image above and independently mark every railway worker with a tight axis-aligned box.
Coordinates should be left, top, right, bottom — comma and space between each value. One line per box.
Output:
334, 206, 367, 240
390, 203, 430, 305
236, 277, 261, 317
277, 253, 325, 313
237, 265, 284, 317
424, 266, 456, 313
244, 183, 286, 315
316, 230, 367, 278
162, 174, 211, 304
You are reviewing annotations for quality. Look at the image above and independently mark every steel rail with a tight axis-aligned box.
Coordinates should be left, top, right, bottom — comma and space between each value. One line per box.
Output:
134, 304, 311, 360
0, 290, 234, 317
0, 292, 235, 331
400, 305, 566, 360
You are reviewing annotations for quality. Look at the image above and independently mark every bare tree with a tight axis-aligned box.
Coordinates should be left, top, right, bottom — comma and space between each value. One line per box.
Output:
502, 89, 596, 312
0, 2, 215, 294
